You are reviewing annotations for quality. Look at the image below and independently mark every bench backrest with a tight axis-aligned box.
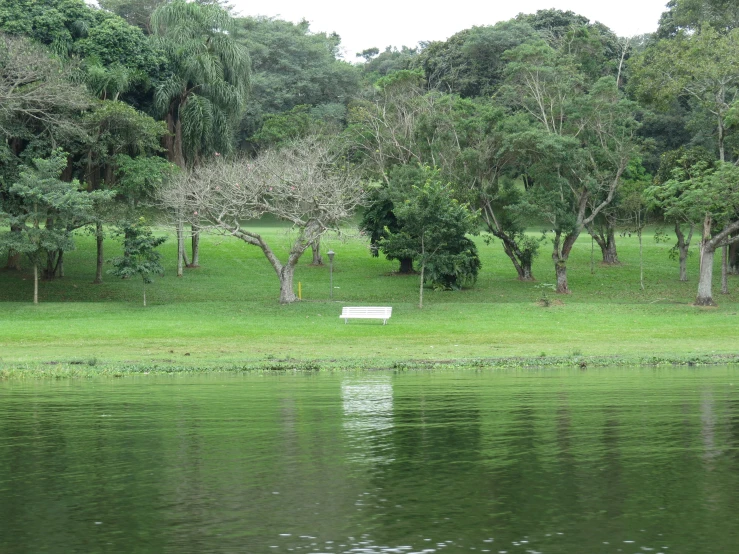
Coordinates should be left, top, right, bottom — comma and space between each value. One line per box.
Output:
341, 307, 392, 317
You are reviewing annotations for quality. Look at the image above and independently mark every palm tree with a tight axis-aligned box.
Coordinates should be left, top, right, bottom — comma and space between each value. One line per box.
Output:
151, 0, 250, 271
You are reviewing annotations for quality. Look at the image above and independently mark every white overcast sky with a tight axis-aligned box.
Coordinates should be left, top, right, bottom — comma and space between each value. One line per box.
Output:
229, 1, 669, 59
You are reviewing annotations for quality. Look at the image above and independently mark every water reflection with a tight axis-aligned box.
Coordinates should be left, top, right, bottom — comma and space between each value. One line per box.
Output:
342, 375, 394, 464
1, 369, 739, 553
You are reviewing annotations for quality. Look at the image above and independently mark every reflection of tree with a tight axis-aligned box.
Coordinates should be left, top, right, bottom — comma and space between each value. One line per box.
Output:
0, 385, 168, 553
3, 372, 739, 552
359, 382, 486, 547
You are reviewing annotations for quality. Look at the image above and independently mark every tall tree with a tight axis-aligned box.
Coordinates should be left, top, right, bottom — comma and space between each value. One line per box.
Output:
630, 26, 739, 164
151, 0, 250, 168
647, 147, 716, 281
417, 21, 538, 97
151, 0, 250, 271
82, 100, 169, 282
502, 42, 640, 293
0, 33, 92, 270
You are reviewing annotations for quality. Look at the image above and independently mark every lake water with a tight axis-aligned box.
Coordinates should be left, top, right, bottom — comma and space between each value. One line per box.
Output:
1, 368, 738, 554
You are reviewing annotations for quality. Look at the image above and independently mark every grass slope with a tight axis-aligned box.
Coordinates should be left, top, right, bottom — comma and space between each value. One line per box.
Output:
1, 224, 737, 372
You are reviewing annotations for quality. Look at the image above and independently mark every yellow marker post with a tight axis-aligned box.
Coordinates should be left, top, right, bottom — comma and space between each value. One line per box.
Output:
298, 281, 302, 300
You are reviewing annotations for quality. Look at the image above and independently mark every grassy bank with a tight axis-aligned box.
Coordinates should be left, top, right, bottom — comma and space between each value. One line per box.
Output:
1, 223, 738, 375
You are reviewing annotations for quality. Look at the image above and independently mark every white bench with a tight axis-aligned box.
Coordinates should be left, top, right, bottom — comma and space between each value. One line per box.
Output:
340, 306, 392, 324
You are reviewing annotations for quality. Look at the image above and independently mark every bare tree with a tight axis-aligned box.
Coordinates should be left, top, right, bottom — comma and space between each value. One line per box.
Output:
160, 136, 365, 303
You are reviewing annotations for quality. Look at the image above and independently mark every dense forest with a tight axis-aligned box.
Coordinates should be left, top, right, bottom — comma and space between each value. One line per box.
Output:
2, 0, 739, 305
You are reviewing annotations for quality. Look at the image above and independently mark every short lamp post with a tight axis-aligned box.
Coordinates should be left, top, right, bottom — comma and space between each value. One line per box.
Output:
327, 250, 335, 299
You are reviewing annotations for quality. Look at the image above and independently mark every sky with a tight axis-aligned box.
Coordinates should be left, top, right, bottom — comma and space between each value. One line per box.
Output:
228, 0, 670, 59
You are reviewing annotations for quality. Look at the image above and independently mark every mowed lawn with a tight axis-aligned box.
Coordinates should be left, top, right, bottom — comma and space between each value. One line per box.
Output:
0, 223, 737, 367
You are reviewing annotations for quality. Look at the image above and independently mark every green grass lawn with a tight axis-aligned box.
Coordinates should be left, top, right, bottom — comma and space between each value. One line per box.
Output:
1, 223, 738, 371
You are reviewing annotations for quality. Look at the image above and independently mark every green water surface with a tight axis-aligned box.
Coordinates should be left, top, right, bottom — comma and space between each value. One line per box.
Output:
1, 368, 738, 553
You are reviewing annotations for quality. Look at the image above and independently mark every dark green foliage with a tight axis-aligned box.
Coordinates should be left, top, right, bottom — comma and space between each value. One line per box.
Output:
418, 21, 537, 97
657, 0, 739, 37
77, 15, 161, 74
113, 154, 175, 212
76, 13, 165, 107
654, 146, 715, 185
360, 164, 418, 261
358, 45, 419, 81
423, 236, 481, 290
360, 184, 398, 258
379, 167, 480, 291
0, 0, 94, 54
236, 17, 359, 145
356, 47, 379, 61
98, 0, 166, 34
0, 33, 91, 190
517, 10, 624, 81
250, 105, 316, 148
0, 150, 112, 291
515, 8, 590, 39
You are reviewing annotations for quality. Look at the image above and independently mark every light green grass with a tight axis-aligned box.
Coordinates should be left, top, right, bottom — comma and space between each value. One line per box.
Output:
1, 224, 737, 371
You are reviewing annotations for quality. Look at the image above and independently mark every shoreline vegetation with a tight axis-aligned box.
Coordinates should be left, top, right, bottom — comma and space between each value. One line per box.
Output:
1, 225, 738, 379
3, 353, 739, 380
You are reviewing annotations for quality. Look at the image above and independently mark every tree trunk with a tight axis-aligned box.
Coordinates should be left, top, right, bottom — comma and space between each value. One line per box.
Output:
94, 222, 104, 284
188, 222, 200, 268
44, 250, 63, 279
33, 262, 38, 305
176, 217, 184, 277
638, 229, 644, 291
279, 264, 298, 304
588, 223, 619, 264
5, 251, 21, 271
721, 244, 728, 294
695, 244, 716, 306
729, 241, 738, 275
603, 227, 619, 265
419, 262, 425, 309
5, 224, 22, 270
555, 260, 569, 294
484, 204, 536, 281
497, 232, 535, 280
552, 231, 578, 294
311, 239, 323, 265
143, 280, 147, 307
519, 260, 534, 281
676, 222, 693, 282
398, 257, 414, 274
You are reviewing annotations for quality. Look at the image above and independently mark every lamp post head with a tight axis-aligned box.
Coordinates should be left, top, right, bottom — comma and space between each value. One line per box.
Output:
327, 250, 335, 263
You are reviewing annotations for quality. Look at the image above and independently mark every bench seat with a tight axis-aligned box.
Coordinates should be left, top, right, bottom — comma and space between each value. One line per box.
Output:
340, 306, 392, 324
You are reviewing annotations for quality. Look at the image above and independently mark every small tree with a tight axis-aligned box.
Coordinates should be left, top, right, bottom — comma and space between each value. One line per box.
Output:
380, 173, 479, 308
620, 178, 650, 290
109, 218, 165, 306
